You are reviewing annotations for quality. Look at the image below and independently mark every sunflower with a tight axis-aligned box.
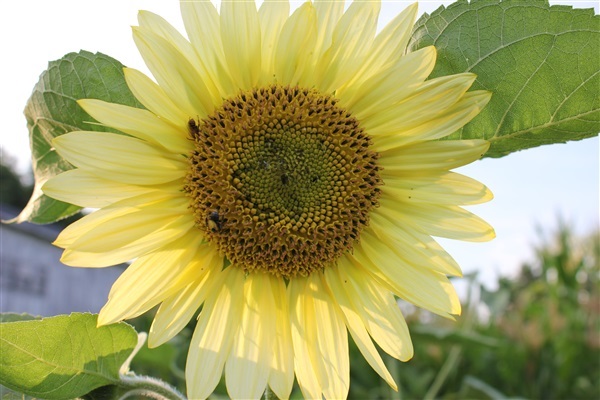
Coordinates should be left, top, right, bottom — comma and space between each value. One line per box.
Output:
43, 1, 494, 399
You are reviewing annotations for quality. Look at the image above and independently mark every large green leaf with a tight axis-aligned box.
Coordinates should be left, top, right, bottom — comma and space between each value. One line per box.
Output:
0, 313, 137, 399
9, 51, 143, 224
409, 0, 600, 157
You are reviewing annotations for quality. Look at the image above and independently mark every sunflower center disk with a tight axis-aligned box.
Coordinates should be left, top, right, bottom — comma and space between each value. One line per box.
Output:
185, 85, 382, 278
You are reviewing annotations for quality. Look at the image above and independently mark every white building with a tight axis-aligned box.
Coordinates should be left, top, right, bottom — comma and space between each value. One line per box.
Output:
0, 206, 124, 316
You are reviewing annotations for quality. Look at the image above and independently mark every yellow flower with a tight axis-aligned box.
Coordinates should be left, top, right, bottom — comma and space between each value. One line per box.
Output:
43, 1, 494, 399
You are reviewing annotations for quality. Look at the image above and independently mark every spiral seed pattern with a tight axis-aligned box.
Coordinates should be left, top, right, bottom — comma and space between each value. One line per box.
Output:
185, 85, 381, 277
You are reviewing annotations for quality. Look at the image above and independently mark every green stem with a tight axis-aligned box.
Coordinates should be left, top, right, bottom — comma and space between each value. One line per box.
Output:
386, 354, 402, 400
423, 345, 462, 400
119, 374, 187, 400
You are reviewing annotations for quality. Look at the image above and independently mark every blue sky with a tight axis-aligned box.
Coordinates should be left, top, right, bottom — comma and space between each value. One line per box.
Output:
1, 1, 598, 290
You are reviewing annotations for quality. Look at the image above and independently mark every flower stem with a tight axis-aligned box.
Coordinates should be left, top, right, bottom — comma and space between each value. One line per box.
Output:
119, 374, 187, 400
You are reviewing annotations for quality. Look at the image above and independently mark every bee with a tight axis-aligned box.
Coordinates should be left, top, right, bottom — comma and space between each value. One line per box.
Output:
207, 211, 223, 232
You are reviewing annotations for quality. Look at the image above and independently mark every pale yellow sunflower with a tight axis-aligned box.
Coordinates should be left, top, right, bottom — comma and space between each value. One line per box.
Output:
43, 1, 494, 399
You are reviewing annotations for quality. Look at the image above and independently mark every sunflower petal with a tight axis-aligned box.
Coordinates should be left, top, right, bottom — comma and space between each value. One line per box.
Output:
370, 211, 462, 277
311, 273, 349, 400
379, 140, 491, 171
381, 171, 493, 206
341, 46, 436, 117
312, 0, 345, 62
289, 277, 322, 400
42, 169, 154, 209
57, 196, 190, 253
226, 273, 274, 400
268, 276, 294, 400
343, 264, 414, 361
220, 1, 261, 90
258, 0, 290, 84
148, 253, 219, 348
372, 91, 492, 151
364, 73, 478, 135
138, 10, 203, 72
353, 2, 419, 85
180, 0, 236, 97
123, 68, 190, 126
77, 99, 191, 154
187, 268, 244, 400
53, 132, 186, 185
59, 219, 194, 270
315, 0, 381, 92
379, 195, 496, 242
353, 230, 462, 317
98, 235, 206, 325
324, 264, 397, 390
275, 2, 317, 86
133, 26, 214, 117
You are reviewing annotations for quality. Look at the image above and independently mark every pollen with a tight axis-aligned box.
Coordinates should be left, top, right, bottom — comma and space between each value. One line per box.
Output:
185, 85, 382, 278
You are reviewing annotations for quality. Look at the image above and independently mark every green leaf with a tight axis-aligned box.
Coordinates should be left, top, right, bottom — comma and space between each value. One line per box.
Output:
408, 0, 600, 157
9, 51, 143, 224
0, 313, 137, 399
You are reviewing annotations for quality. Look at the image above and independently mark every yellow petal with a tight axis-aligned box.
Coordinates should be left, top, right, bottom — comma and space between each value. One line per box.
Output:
351, 2, 419, 86
354, 230, 462, 317
42, 169, 154, 208
275, 2, 317, 86
148, 252, 220, 348
138, 10, 223, 107
98, 234, 206, 325
132, 26, 214, 118
312, 0, 345, 62
372, 91, 492, 151
289, 277, 322, 400
381, 171, 493, 206
324, 264, 398, 390
258, 0, 290, 84
180, 0, 236, 97
364, 73, 477, 135
53, 190, 174, 247
341, 46, 436, 118
379, 140, 490, 172
220, 1, 261, 90
268, 276, 294, 400
59, 217, 194, 269
370, 211, 462, 277
315, 0, 381, 93
187, 267, 244, 400
343, 263, 414, 361
226, 273, 274, 400
123, 68, 190, 126
379, 195, 496, 242
77, 99, 191, 154
311, 273, 349, 400
53, 132, 186, 185
58, 196, 190, 253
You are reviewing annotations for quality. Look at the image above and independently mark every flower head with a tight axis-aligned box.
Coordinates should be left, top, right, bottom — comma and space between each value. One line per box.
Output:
43, 1, 494, 399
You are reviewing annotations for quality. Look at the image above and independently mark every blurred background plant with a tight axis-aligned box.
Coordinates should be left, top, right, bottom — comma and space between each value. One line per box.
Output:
2, 155, 598, 399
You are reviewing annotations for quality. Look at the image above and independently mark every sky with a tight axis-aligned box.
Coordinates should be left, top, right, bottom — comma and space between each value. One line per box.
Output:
1, 1, 598, 290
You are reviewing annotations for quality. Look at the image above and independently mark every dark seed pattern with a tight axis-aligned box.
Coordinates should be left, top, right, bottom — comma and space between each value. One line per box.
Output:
185, 85, 382, 278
